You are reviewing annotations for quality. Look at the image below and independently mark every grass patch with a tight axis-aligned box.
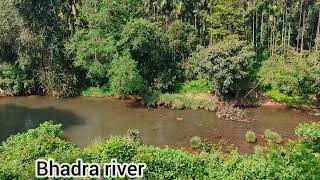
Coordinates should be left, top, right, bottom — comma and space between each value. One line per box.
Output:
265, 90, 315, 105
190, 136, 202, 149
142, 92, 217, 111
245, 130, 257, 143
178, 79, 213, 94
264, 129, 282, 144
82, 86, 114, 97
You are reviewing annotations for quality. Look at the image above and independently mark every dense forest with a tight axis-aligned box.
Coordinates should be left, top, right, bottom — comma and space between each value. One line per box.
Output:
1, 1, 320, 179
0, 0, 320, 105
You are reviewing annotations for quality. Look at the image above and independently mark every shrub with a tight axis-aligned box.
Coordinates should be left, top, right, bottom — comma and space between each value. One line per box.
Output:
171, 98, 185, 110
259, 51, 320, 105
66, 29, 117, 85
254, 145, 265, 154
127, 129, 143, 145
109, 52, 147, 95
179, 79, 213, 93
38, 65, 79, 98
0, 63, 32, 95
0, 122, 80, 179
295, 122, 320, 151
120, 18, 177, 91
245, 130, 257, 143
82, 86, 113, 97
264, 129, 282, 144
185, 35, 256, 99
295, 123, 320, 141
133, 146, 205, 179
190, 136, 202, 149
99, 136, 138, 163
142, 93, 217, 111
265, 90, 314, 105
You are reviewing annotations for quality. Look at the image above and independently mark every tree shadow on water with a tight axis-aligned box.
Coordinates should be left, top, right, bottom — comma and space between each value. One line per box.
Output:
0, 104, 85, 143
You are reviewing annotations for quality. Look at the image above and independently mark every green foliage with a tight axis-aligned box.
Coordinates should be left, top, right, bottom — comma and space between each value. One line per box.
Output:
0, 0, 78, 97
295, 122, 320, 151
142, 93, 217, 111
190, 136, 202, 149
264, 129, 283, 144
167, 20, 197, 60
82, 86, 113, 97
179, 79, 213, 93
1, 0, 320, 103
0, 63, 32, 95
133, 146, 205, 179
207, 0, 245, 41
119, 18, 176, 90
127, 129, 143, 145
66, 30, 117, 85
99, 136, 138, 163
38, 64, 78, 98
185, 35, 256, 98
80, 0, 143, 36
245, 130, 257, 143
296, 123, 320, 141
109, 52, 147, 95
1, 122, 320, 179
0, 122, 80, 179
260, 52, 320, 103
265, 90, 315, 105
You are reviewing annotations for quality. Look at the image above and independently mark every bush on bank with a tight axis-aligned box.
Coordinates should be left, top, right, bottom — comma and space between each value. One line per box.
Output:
142, 92, 217, 111
1, 122, 320, 179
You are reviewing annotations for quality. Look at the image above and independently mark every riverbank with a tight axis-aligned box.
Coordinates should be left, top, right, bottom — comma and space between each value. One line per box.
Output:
81, 86, 218, 111
258, 91, 320, 116
1, 87, 319, 116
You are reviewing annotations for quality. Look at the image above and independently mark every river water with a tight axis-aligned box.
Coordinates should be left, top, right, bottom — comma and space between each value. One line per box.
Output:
0, 96, 319, 153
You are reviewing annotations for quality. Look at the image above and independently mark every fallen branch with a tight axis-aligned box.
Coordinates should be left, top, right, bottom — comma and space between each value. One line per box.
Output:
243, 78, 264, 100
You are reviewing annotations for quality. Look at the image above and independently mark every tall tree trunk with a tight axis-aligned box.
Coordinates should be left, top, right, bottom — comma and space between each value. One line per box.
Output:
288, 23, 291, 48
194, 14, 197, 30
71, 0, 77, 33
300, 10, 306, 54
252, 1, 255, 46
296, 0, 303, 52
260, 11, 264, 46
255, 3, 258, 49
281, 3, 285, 47
316, 11, 320, 51
165, 13, 169, 30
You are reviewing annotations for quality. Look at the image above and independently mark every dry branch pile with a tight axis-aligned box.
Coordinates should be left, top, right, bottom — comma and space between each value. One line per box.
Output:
216, 102, 251, 123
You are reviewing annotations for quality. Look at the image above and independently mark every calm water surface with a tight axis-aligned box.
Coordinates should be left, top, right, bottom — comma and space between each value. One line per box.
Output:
0, 96, 319, 153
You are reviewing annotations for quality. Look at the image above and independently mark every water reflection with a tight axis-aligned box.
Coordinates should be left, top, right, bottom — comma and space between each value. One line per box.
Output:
0, 104, 84, 143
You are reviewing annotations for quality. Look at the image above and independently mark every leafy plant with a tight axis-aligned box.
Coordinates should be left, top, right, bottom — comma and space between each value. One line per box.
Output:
245, 130, 257, 143
190, 136, 202, 149
179, 79, 213, 93
264, 129, 282, 144
295, 122, 320, 151
142, 93, 217, 111
109, 52, 147, 95
185, 35, 256, 99
82, 86, 114, 97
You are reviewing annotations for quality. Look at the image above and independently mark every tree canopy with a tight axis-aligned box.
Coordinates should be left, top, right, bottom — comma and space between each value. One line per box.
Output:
0, 0, 319, 102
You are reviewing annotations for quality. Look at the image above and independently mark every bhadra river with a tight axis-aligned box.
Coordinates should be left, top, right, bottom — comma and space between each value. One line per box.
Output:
0, 96, 319, 153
